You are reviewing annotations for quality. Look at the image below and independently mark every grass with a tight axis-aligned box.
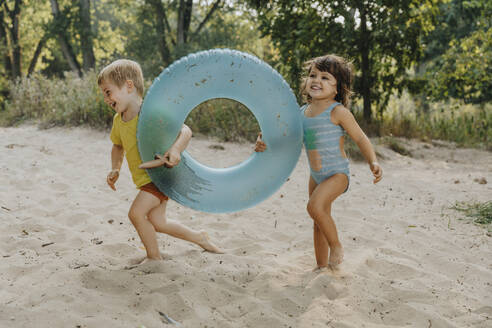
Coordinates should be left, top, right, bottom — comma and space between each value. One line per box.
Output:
185, 98, 260, 142
451, 201, 492, 226
0, 73, 259, 142
1, 76, 490, 148
0, 71, 113, 129
352, 91, 491, 150
380, 136, 412, 156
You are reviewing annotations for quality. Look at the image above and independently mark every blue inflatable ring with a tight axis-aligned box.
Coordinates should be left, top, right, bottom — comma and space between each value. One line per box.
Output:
137, 49, 302, 213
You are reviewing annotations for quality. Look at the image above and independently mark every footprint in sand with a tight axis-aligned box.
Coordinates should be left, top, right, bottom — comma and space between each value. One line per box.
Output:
304, 273, 342, 300
50, 182, 69, 191
232, 243, 264, 256
206, 221, 231, 230
364, 257, 422, 280
269, 231, 292, 242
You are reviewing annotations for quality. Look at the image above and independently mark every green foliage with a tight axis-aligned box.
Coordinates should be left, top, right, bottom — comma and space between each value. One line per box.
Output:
122, 2, 274, 79
422, 0, 487, 62
425, 26, 492, 103
417, 0, 491, 104
0, 74, 260, 142
248, 0, 439, 119
1, 71, 112, 128
372, 91, 491, 149
185, 98, 260, 142
452, 201, 492, 226
1, 74, 489, 148
381, 137, 413, 157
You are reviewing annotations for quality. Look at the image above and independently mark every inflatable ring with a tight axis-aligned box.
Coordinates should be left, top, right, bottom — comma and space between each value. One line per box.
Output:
137, 49, 302, 213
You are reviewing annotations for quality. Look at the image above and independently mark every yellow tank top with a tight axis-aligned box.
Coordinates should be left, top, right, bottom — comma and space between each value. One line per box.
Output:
110, 113, 152, 188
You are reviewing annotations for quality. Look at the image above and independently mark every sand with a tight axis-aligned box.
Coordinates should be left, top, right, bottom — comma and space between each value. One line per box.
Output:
0, 124, 491, 328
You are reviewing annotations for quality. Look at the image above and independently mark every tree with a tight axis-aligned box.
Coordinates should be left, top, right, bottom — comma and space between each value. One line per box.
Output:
134, 0, 223, 68
420, 0, 491, 104
1, 0, 22, 79
49, 0, 82, 76
0, 1, 53, 77
78, 0, 95, 71
248, 0, 438, 122
426, 25, 491, 105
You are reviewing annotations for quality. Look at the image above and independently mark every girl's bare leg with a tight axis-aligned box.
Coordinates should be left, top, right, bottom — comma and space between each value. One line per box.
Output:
309, 177, 329, 268
307, 174, 348, 267
148, 200, 222, 253
128, 191, 163, 260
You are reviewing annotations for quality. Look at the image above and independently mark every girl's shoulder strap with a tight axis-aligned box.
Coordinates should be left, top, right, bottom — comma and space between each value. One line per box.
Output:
326, 101, 342, 113
300, 104, 308, 113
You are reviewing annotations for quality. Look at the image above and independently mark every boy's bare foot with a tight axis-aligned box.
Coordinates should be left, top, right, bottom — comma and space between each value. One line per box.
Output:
329, 245, 344, 268
124, 255, 162, 269
197, 231, 223, 253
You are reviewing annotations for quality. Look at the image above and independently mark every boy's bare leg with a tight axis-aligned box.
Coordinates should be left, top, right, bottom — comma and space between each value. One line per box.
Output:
128, 191, 163, 260
148, 198, 223, 253
307, 174, 347, 268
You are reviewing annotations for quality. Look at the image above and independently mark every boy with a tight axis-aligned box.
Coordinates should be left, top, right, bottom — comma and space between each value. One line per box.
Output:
98, 59, 221, 262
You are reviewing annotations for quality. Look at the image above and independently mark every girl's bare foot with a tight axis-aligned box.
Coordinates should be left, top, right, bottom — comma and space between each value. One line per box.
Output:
197, 231, 223, 253
142, 256, 162, 263
312, 265, 329, 272
329, 245, 344, 268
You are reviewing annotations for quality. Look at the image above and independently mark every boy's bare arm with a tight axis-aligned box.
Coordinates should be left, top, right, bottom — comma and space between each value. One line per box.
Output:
139, 124, 192, 169
169, 124, 192, 154
111, 144, 124, 171
107, 144, 124, 190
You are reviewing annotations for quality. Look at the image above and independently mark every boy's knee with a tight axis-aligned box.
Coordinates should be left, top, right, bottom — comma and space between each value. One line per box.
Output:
128, 208, 143, 224
148, 212, 166, 226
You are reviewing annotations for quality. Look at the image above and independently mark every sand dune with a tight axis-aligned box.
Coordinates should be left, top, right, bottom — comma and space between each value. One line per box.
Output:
0, 125, 490, 327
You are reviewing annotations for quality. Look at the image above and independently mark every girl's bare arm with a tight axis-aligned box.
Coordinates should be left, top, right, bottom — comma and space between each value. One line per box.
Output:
333, 106, 382, 183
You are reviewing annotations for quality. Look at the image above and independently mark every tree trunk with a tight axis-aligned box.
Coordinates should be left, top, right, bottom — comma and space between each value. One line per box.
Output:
27, 36, 46, 76
0, 5, 12, 78
177, 0, 192, 44
50, 0, 82, 77
2, 0, 22, 78
79, 0, 95, 71
359, 3, 372, 122
191, 0, 222, 40
147, 0, 171, 64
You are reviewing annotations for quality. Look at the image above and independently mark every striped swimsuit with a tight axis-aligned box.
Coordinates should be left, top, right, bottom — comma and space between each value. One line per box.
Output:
302, 102, 350, 187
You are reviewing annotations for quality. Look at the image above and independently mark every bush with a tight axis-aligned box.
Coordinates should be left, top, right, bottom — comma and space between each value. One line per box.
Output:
185, 98, 260, 142
352, 91, 491, 150
2, 74, 490, 149
2, 71, 112, 129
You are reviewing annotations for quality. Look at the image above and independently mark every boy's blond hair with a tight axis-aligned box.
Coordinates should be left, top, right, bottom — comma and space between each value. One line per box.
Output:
97, 59, 144, 97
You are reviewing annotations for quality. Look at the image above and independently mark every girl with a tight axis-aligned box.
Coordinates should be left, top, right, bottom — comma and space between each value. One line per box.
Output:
256, 54, 382, 269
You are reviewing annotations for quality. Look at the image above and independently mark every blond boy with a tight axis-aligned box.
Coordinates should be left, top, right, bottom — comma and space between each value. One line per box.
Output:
98, 59, 221, 261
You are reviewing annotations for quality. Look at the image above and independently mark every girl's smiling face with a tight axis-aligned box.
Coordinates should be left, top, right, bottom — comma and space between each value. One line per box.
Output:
100, 80, 132, 114
306, 66, 338, 101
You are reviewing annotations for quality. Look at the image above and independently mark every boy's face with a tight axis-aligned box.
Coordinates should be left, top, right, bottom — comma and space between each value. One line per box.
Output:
306, 67, 337, 100
100, 79, 134, 114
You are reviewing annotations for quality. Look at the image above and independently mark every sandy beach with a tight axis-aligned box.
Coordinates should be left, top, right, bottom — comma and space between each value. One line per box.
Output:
0, 124, 491, 328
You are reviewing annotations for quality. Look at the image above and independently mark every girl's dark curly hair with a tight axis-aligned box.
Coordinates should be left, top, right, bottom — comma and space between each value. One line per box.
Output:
300, 54, 354, 108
